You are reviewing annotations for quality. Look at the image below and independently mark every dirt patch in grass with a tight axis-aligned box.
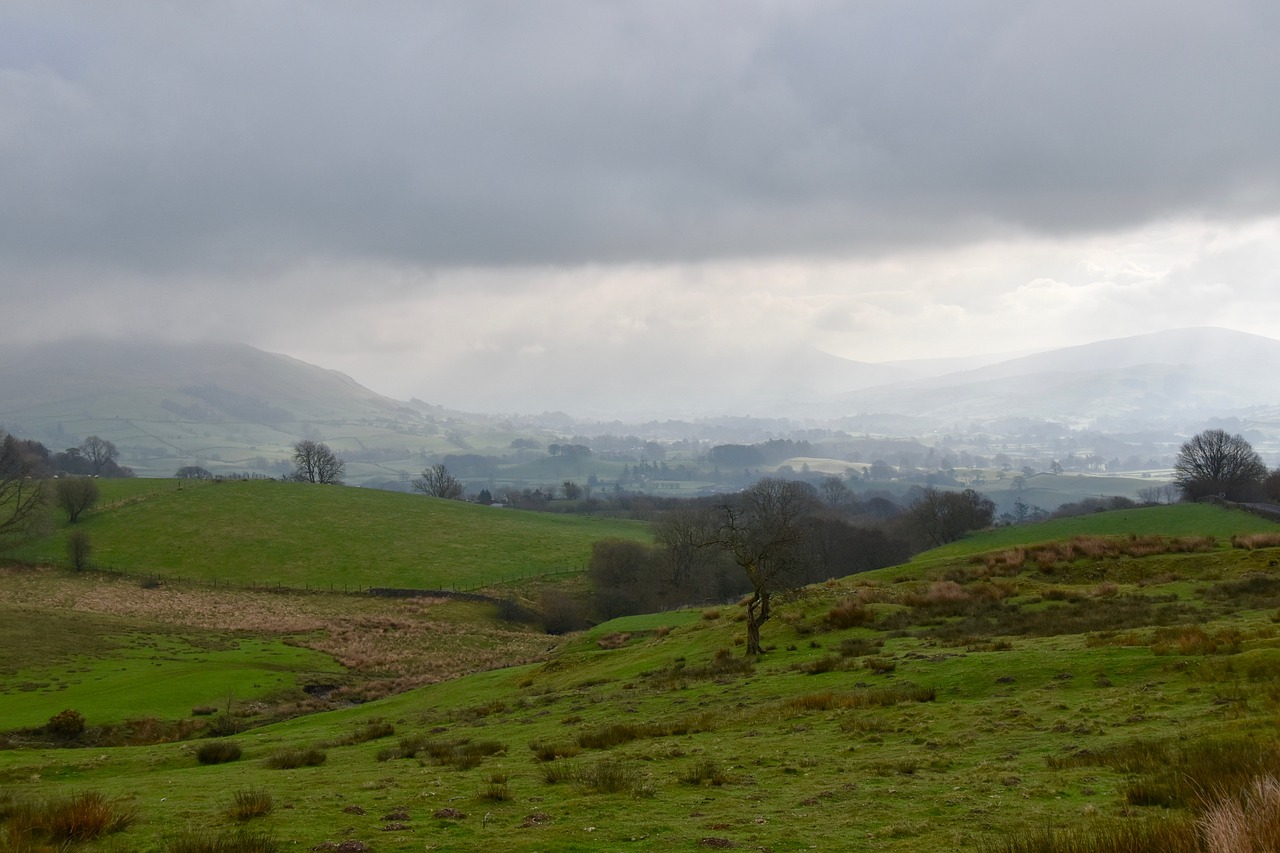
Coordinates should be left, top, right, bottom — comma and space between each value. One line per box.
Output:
0, 566, 554, 704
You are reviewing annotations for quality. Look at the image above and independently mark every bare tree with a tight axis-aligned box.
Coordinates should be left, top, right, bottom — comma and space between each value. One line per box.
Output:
905, 487, 996, 548
1174, 429, 1268, 501
413, 463, 465, 499
0, 434, 50, 548
80, 436, 118, 476
55, 476, 99, 523
704, 479, 820, 656
291, 440, 345, 484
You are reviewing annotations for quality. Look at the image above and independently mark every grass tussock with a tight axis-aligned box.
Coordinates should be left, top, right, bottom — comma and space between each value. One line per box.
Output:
1199, 774, 1280, 852
576, 713, 717, 750
326, 719, 395, 747
678, 758, 729, 786
642, 648, 754, 687
976, 534, 1217, 575
166, 828, 281, 853
984, 818, 1200, 853
825, 597, 874, 628
528, 740, 581, 762
1, 791, 137, 848
262, 747, 326, 770
1231, 533, 1280, 550
196, 740, 242, 765
1150, 625, 1243, 656
226, 789, 273, 822
480, 772, 512, 802
378, 736, 506, 769
538, 757, 653, 795
785, 683, 935, 713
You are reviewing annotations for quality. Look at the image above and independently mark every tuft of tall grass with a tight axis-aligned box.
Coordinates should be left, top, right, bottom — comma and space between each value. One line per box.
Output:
1231, 533, 1280, 550
1, 791, 137, 847
262, 747, 326, 770
1199, 774, 1280, 853
226, 789, 273, 822
678, 759, 728, 786
196, 740, 242, 765
166, 828, 281, 853
480, 772, 512, 802
825, 598, 874, 628
983, 818, 1199, 853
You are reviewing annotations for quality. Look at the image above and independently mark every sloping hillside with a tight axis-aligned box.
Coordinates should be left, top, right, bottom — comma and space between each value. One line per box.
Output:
5, 504, 1280, 851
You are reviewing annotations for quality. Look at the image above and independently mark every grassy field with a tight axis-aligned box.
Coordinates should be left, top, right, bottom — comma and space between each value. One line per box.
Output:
7, 478, 651, 590
5, 504, 1280, 850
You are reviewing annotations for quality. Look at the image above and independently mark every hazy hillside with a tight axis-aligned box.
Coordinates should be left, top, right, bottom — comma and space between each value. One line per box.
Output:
834, 327, 1280, 433
3, 328, 1280, 484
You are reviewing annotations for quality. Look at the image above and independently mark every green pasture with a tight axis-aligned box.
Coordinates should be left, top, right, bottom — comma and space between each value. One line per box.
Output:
913, 502, 1278, 565
10, 479, 651, 589
7, 502, 1280, 850
8, 513, 1280, 850
0, 605, 338, 730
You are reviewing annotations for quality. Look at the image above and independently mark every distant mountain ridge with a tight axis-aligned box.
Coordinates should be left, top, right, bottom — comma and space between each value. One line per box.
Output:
830, 327, 1280, 431
3, 328, 1280, 481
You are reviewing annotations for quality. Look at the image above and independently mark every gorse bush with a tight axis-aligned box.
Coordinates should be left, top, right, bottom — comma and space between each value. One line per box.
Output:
45, 709, 86, 740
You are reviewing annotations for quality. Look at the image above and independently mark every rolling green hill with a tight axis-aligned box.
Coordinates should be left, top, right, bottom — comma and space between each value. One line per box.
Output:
5, 504, 1280, 851
8, 479, 651, 590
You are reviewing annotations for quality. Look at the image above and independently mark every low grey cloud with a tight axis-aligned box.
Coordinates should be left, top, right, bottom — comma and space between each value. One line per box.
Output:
3, 2, 1280, 413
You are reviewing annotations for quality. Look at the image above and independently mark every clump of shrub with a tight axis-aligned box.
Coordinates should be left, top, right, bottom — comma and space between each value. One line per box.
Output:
263, 747, 326, 770
226, 789, 273, 822
197, 740, 242, 765
45, 709, 86, 740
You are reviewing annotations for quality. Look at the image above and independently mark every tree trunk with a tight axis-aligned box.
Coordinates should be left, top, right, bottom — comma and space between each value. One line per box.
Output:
745, 590, 769, 656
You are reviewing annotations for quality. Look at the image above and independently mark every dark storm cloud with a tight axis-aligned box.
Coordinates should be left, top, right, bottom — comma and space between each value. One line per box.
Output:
3, 0, 1279, 280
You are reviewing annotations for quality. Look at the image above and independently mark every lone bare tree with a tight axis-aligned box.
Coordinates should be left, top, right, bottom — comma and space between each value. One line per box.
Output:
413, 464, 465, 499
0, 434, 50, 547
55, 476, 99, 523
80, 436, 118, 476
291, 440, 345, 484
1174, 429, 1268, 502
705, 479, 820, 655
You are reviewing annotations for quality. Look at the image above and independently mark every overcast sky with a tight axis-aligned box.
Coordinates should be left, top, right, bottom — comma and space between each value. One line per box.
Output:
4, 2, 1280, 415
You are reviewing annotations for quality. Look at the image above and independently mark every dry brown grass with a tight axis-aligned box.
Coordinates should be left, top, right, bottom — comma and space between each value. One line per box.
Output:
1200, 774, 1280, 852
976, 535, 1218, 574
0, 567, 555, 703
1232, 533, 1280, 550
